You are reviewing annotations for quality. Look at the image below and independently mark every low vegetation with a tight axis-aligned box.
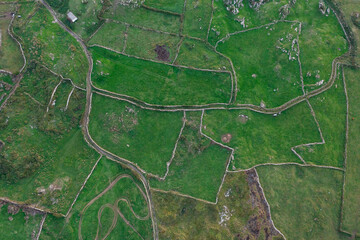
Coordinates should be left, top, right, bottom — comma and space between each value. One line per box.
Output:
183, 0, 212, 39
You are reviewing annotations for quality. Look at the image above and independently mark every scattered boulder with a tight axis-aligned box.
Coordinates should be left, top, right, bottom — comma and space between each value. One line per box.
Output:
7, 204, 20, 215
351, 12, 360, 28
223, 0, 244, 15
221, 133, 232, 143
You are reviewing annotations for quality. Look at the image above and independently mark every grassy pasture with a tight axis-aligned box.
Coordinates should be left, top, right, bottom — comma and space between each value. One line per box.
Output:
90, 46, 232, 105
297, 67, 346, 168
40, 157, 153, 240
0, 203, 43, 240
104, 3, 181, 33
125, 26, 181, 62
13, 5, 88, 88
209, 0, 289, 45
88, 93, 184, 176
257, 165, 347, 240
88, 21, 127, 52
342, 67, 360, 234
0, 5, 23, 74
217, 21, 303, 107
152, 171, 284, 239
0, 73, 13, 105
175, 38, 231, 70
183, 0, 212, 39
144, 0, 184, 14
202, 101, 320, 170
150, 111, 231, 202
0, 65, 98, 213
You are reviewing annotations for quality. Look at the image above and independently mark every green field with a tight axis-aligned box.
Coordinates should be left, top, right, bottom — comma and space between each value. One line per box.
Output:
217, 21, 303, 107
89, 93, 184, 176
203, 101, 321, 169
90, 46, 232, 105
13, 4, 88, 88
257, 165, 347, 240
144, 0, 184, 14
40, 157, 153, 240
150, 111, 231, 202
341, 67, 360, 234
183, 0, 212, 39
0, 65, 98, 213
153, 171, 284, 239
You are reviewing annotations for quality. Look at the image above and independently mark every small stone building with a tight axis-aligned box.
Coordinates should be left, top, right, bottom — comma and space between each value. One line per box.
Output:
67, 12, 78, 23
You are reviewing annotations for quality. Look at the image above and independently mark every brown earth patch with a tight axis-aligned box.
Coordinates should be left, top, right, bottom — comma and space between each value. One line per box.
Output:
155, 45, 170, 62
238, 114, 249, 124
221, 133, 232, 143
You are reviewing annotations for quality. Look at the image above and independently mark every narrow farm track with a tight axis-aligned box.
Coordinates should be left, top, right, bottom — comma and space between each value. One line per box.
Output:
39, 1, 159, 239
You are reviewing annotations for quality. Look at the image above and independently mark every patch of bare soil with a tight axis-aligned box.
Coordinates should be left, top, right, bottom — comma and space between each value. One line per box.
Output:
238, 114, 249, 124
154, 45, 170, 62
221, 133, 232, 143
7, 204, 20, 215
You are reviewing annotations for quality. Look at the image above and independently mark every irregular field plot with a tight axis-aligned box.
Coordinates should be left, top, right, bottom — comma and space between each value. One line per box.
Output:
297, 67, 346, 168
152, 171, 284, 239
203, 101, 320, 170
40, 157, 153, 240
88, 21, 127, 52
342, 67, 360, 234
144, 0, 184, 14
91, 46, 232, 105
217, 21, 303, 107
89, 94, 184, 176
125, 26, 181, 62
150, 111, 231, 202
0, 5, 23, 73
0, 203, 43, 240
257, 165, 346, 240
183, 0, 212, 39
0, 65, 98, 213
13, 5, 88, 87
175, 38, 231, 70
104, 3, 181, 33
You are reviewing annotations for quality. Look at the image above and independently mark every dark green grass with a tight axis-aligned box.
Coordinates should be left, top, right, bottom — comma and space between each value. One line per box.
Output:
257, 165, 347, 240
287, 0, 347, 86
175, 38, 231, 70
125, 26, 181, 62
88, 22, 127, 52
144, 0, 184, 14
209, 0, 289, 45
104, 3, 181, 33
150, 111, 231, 202
0, 73, 13, 105
0, 65, 98, 213
183, 0, 212, 39
217, 21, 303, 107
90, 46, 232, 105
0, 204, 43, 239
88, 94, 184, 176
202, 101, 320, 169
0, 5, 23, 73
13, 5, 88, 88
342, 67, 360, 234
40, 157, 153, 240
297, 67, 346, 168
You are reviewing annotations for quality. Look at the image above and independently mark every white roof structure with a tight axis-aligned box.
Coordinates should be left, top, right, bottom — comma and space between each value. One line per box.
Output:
67, 12, 78, 23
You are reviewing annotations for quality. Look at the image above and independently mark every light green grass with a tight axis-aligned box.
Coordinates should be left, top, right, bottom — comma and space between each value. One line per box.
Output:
0, 65, 98, 213
183, 0, 212, 39
40, 157, 153, 240
89, 93, 184, 176
217, 21, 303, 107
175, 38, 231, 70
125, 26, 181, 62
144, 0, 184, 14
257, 165, 347, 240
342, 67, 360, 234
203, 101, 320, 169
88, 21, 127, 52
90, 46, 232, 105
104, 3, 181, 33
150, 111, 231, 202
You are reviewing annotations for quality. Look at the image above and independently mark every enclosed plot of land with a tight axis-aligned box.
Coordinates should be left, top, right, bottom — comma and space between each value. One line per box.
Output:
40, 157, 153, 240
144, 0, 184, 14
150, 112, 232, 202
91, 46, 232, 105
217, 21, 303, 107
202, 101, 320, 170
182, 0, 212, 39
89, 94, 184, 176
257, 165, 346, 240
104, 3, 181, 33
